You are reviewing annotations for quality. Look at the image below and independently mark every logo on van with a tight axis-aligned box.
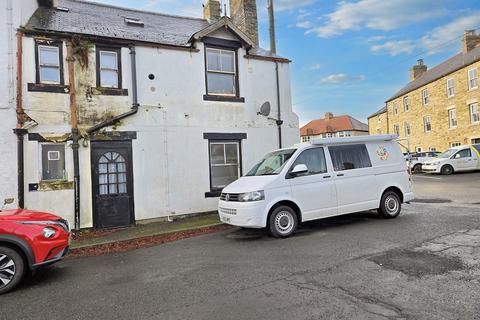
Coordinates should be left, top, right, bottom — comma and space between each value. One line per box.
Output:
376, 146, 389, 161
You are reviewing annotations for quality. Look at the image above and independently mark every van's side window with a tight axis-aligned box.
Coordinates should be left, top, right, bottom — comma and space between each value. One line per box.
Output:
291, 148, 327, 175
329, 144, 372, 171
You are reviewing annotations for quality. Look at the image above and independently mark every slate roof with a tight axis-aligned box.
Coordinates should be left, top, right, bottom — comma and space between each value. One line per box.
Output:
387, 45, 480, 102
300, 114, 369, 136
367, 106, 387, 119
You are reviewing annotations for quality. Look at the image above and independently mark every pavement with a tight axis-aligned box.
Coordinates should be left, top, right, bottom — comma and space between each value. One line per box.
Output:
1, 172, 479, 319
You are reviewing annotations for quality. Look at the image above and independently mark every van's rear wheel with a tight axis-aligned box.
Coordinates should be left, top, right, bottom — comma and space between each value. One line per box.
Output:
268, 206, 298, 238
0, 246, 25, 295
378, 191, 401, 219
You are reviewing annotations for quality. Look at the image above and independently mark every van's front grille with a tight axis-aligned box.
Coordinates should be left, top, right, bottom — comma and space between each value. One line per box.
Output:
220, 193, 240, 202
219, 207, 237, 215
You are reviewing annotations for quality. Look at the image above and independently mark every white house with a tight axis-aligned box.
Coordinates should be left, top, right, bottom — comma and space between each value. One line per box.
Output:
11, 0, 299, 229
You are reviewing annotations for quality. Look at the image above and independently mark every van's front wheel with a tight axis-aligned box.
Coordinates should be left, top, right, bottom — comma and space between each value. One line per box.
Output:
268, 206, 298, 238
378, 191, 401, 219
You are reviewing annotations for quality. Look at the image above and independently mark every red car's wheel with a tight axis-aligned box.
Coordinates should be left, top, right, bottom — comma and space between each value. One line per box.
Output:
0, 246, 25, 295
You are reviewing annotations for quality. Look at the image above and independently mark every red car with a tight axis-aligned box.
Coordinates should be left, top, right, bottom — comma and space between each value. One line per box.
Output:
0, 209, 70, 294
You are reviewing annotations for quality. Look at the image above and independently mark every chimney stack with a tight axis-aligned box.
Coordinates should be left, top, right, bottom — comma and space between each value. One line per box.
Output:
410, 59, 427, 81
203, 0, 221, 22
325, 112, 334, 120
463, 30, 480, 53
229, 0, 259, 47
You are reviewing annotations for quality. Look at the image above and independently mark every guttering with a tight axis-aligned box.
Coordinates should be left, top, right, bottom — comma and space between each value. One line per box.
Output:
86, 46, 139, 134
66, 42, 81, 232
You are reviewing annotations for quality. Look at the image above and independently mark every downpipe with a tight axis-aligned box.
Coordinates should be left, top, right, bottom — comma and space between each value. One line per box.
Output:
275, 61, 283, 149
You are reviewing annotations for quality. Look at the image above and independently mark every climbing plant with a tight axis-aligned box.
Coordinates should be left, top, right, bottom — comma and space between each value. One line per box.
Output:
71, 35, 94, 69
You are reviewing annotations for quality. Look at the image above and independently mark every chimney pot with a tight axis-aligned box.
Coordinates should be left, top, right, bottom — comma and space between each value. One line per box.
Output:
325, 112, 334, 120
229, 0, 259, 47
410, 58, 428, 81
203, 0, 221, 22
463, 30, 480, 53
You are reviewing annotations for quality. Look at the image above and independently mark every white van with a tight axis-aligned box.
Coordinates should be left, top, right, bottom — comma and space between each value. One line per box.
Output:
218, 135, 414, 238
422, 144, 480, 175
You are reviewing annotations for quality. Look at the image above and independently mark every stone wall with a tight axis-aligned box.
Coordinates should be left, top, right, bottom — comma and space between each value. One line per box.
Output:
229, 0, 258, 46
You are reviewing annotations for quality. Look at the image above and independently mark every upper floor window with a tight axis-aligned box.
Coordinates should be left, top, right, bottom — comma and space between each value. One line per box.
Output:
403, 96, 409, 112
468, 68, 478, 90
404, 122, 411, 136
97, 48, 121, 88
422, 89, 429, 105
37, 43, 63, 84
206, 47, 237, 96
423, 116, 432, 132
41, 144, 66, 181
393, 124, 400, 136
448, 108, 457, 128
470, 103, 480, 124
447, 78, 455, 97
393, 103, 399, 115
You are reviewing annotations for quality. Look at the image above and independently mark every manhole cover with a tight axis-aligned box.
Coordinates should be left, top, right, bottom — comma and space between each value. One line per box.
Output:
412, 198, 452, 204
370, 249, 464, 277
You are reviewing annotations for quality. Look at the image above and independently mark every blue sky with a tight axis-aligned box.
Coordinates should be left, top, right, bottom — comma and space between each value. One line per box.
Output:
93, 0, 480, 125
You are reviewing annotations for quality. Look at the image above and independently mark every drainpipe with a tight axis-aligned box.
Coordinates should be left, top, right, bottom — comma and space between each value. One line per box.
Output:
66, 42, 80, 232
86, 46, 139, 134
275, 62, 283, 149
14, 30, 26, 208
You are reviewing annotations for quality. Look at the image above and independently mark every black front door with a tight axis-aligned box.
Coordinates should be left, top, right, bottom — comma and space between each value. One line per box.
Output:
91, 141, 134, 229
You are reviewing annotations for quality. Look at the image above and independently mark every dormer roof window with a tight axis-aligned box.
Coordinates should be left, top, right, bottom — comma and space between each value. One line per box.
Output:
124, 17, 144, 27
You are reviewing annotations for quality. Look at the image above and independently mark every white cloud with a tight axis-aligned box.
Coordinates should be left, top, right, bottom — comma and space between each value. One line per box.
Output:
306, 63, 321, 71
370, 40, 416, 56
275, 0, 316, 11
319, 73, 366, 84
306, 0, 447, 38
421, 12, 480, 54
296, 20, 313, 29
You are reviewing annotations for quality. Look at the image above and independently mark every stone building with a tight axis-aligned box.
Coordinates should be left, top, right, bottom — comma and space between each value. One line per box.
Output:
369, 30, 480, 152
300, 112, 368, 142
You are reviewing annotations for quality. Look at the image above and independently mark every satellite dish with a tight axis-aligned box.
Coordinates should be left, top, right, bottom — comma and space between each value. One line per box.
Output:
258, 101, 271, 117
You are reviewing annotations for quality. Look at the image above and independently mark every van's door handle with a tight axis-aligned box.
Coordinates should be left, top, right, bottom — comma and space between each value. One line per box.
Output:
337, 173, 345, 177
323, 175, 331, 179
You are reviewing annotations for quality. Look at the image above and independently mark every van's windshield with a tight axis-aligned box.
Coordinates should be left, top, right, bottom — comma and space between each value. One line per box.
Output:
246, 149, 296, 176
439, 149, 458, 158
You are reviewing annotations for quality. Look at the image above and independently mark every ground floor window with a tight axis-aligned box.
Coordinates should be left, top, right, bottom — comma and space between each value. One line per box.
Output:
451, 142, 461, 147
470, 103, 480, 124
472, 138, 480, 144
41, 143, 66, 180
209, 141, 241, 191
416, 147, 423, 152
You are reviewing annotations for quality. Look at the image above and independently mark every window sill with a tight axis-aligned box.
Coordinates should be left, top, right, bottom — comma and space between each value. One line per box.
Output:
205, 191, 222, 198
28, 83, 69, 94
203, 95, 245, 103
29, 180, 74, 192
91, 87, 129, 96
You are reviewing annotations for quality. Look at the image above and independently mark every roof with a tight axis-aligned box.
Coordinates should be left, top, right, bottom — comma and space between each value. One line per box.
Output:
24, 0, 287, 61
300, 115, 369, 137
311, 134, 398, 146
367, 106, 387, 119
387, 45, 480, 102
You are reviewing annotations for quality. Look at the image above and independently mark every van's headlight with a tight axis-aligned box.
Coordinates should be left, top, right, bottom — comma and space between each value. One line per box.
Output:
430, 162, 440, 166
239, 190, 265, 202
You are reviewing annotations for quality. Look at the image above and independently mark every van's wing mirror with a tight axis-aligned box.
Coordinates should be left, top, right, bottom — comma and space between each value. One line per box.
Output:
290, 164, 308, 176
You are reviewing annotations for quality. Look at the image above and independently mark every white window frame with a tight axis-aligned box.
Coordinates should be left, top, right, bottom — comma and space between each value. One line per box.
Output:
468, 68, 478, 90
422, 89, 429, 106
429, 147, 437, 152
451, 142, 461, 147
447, 78, 455, 97
404, 122, 411, 137
403, 96, 409, 112
209, 141, 241, 191
416, 147, 423, 153
38, 45, 61, 84
448, 107, 457, 128
99, 50, 119, 88
423, 116, 432, 133
206, 47, 237, 96
393, 124, 400, 136
393, 102, 399, 115
470, 102, 480, 124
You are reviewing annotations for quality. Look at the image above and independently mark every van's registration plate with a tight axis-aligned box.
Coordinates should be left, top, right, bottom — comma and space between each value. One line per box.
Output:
221, 216, 230, 223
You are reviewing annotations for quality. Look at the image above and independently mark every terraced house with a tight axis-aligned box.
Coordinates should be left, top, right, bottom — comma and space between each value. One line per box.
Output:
3, 0, 299, 230
369, 30, 480, 152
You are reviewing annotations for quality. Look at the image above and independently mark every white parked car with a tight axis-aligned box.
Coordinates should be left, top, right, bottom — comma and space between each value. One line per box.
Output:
406, 151, 442, 173
218, 135, 414, 238
422, 144, 480, 175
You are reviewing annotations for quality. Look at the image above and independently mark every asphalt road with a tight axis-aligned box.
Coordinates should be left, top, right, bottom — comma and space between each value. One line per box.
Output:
1, 202, 480, 319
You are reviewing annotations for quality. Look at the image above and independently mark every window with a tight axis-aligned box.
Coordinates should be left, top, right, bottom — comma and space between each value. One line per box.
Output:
451, 142, 461, 147
206, 48, 237, 96
41, 144, 66, 180
393, 124, 400, 136
416, 147, 423, 152
422, 89, 429, 105
326, 133, 334, 138
290, 148, 327, 176
377, 115, 382, 123
404, 122, 411, 136
403, 96, 409, 112
429, 147, 437, 152
468, 68, 478, 90
98, 152, 127, 195
454, 149, 471, 159
447, 78, 455, 97
209, 141, 240, 191
423, 116, 432, 132
393, 102, 399, 115
448, 108, 457, 128
472, 138, 480, 144
302, 136, 311, 143
470, 103, 480, 124
37, 44, 62, 84
328, 144, 372, 171
97, 48, 121, 88
376, 129, 381, 134
337, 131, 345, 138
344, 132, 352, 137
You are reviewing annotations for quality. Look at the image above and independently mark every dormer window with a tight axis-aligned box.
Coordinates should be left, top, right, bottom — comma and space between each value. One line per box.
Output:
124, 17, 144, 27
